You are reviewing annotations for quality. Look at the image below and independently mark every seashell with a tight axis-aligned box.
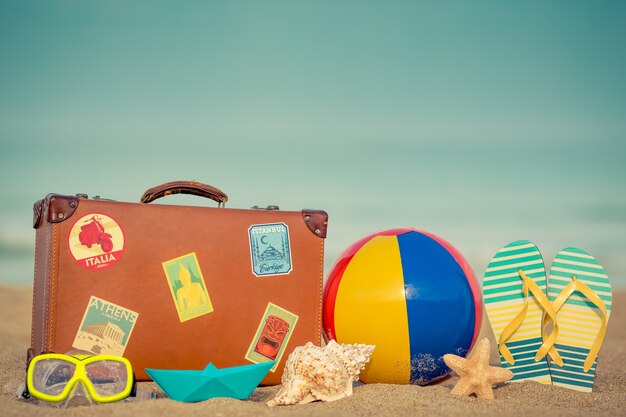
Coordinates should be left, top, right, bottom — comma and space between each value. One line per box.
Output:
266, 340, 375, 406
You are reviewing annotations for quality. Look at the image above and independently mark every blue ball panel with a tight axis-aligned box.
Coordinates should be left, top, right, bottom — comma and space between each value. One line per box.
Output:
397, 231, 476, 384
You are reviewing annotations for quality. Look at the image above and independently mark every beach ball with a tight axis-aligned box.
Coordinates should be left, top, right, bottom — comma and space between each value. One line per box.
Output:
323, 228, 482, 385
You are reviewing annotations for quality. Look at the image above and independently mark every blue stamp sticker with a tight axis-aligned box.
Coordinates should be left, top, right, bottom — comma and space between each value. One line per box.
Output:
248, 223, 292, 276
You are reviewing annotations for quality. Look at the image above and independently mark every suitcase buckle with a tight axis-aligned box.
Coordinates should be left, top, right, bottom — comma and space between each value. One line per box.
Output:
251, 205, 280, 210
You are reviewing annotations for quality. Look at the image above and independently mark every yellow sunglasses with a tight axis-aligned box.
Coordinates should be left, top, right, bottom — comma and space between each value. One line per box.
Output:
24, 353, 134, 404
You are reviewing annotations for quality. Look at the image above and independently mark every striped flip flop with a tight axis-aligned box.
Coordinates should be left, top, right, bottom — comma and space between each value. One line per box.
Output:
483, 240, 552, 384
546, 248, 612, 392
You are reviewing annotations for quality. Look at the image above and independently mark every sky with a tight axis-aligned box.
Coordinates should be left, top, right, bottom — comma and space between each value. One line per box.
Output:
0, 1, 625, 285
2, 1, 625, 147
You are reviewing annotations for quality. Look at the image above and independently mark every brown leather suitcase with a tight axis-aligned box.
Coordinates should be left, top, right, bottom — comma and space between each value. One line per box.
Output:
30, 181, 328, 384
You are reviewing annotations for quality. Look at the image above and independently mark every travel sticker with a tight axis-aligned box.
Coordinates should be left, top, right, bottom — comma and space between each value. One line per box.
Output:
72, 296, 138, 356
248, 223, 292, 276
162, 252, 214, 322
245, 302, 298, 372
68, 213, 125, 271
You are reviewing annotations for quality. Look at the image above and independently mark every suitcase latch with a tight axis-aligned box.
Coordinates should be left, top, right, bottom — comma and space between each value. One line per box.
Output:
251, 205, 280, 210
75, 194, 115, 201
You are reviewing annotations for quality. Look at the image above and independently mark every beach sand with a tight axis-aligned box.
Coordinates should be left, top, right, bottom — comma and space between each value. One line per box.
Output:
1, 285, 624, 416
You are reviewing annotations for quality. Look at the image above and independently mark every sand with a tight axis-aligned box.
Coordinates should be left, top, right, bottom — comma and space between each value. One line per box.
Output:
1, 285, 624, 417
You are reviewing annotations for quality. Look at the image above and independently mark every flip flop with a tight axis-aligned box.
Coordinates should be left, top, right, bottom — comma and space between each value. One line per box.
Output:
545, 247, 612, 392
483, 240, 552, 384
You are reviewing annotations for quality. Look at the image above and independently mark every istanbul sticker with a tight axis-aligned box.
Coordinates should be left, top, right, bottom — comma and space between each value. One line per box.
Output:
162, 252, 214, 322
72, 296, 138, 356
245, 302, 298, 372
248, 222, 292, 276
68, 213, 125, 271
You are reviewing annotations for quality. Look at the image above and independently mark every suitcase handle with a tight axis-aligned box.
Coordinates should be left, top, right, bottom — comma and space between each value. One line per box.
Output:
140, 181, 229, 206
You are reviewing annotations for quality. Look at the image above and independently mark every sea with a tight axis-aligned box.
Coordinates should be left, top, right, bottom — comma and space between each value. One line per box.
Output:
1, 139, 624, 289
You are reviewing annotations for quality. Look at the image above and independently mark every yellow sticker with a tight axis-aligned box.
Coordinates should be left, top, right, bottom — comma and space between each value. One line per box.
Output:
245, 302, 299, 372
162, 252, 214, 322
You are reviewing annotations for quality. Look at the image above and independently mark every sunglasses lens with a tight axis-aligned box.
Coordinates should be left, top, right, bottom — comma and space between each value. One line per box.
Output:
85, 360, 130, 397
31, 359, 76, 396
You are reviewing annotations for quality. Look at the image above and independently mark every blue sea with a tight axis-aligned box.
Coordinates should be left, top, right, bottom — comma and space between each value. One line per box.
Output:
1, 1, 625, 289
1, 140, 624, 288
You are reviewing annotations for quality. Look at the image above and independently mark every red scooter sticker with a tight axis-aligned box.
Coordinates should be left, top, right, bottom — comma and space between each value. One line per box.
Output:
68, 213, 125, 271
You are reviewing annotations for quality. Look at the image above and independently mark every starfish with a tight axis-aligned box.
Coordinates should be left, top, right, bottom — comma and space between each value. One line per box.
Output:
443, 338, 513, 400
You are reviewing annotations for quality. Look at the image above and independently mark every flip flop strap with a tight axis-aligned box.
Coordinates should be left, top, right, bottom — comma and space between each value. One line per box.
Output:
543, 276, 608, 372
539, 280, 573, 365
498, 270, 557, 365
515, 271, 563, 365
535, 298, 565, 365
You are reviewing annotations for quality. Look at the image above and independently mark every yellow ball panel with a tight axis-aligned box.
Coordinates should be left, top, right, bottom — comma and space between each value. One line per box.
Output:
334, 235, 410, 383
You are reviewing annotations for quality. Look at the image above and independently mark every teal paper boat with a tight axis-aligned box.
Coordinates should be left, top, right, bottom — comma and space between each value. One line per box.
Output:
145, 361, 275, 402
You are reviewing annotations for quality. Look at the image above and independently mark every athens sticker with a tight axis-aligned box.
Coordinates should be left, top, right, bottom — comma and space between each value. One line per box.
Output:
72, 296, 138, 356
162, 252, 214, 322
68, 213, 125, 271
248, 223, 292, 276
245, 303, 298, 372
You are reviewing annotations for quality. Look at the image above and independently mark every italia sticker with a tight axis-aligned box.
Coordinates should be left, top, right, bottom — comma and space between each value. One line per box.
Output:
248, 222, 292, 276
68, 213, 125, 271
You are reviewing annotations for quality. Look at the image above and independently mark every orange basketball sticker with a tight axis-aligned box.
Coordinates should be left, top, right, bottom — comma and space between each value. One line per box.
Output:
68, 213, 125, 271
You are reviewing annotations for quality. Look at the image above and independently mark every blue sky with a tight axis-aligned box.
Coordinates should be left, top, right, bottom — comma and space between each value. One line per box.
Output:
2, 1, 625, 148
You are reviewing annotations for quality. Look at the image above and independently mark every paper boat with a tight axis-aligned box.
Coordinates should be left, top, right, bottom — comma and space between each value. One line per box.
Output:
145, 361, 274, 402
